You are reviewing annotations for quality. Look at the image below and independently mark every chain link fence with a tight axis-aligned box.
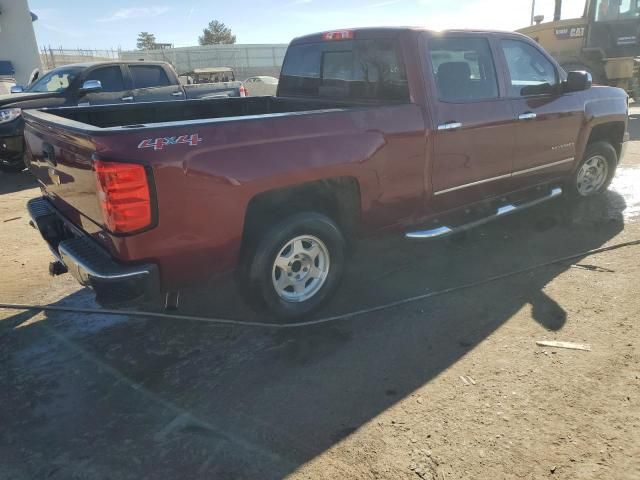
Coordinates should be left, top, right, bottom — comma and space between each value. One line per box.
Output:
40, 46, 121, 71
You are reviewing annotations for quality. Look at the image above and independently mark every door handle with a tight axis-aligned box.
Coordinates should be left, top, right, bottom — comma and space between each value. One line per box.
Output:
437, 121, 462, 131
121, 96, 134, 102
171, 91, 183, 97
518, 112, 537, 120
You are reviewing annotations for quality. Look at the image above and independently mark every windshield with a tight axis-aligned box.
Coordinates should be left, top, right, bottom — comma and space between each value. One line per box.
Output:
26, 67, 81, 93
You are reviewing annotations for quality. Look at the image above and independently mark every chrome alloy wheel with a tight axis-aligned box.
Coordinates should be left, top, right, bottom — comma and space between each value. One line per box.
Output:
272, 235, 330, 303
577, 155, 609, 196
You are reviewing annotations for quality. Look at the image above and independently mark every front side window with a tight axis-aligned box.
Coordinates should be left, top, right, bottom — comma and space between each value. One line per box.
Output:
279, 38, 409, 102
85, 66, 125, 93
27, 68, 79, 93
428, 36, 499, 102
130, 65, 170, 89
501, 39, 558, 97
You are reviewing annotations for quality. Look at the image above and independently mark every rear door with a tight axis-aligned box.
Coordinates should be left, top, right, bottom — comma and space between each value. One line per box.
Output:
497, 37, 583, 189
78, 65, 130, 106
128, 64, 185, 102
425, 33, 517, 212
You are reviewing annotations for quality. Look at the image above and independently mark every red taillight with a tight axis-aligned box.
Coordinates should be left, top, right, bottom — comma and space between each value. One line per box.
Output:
94, 160, 152, 234
239, 84, 248, 97
322, 30, 354, 41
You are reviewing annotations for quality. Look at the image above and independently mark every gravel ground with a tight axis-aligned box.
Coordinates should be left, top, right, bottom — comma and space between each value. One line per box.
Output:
1, 109, 639, 480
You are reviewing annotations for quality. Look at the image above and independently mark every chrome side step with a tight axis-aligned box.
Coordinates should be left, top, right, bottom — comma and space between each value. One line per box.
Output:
406, 187, 563, 240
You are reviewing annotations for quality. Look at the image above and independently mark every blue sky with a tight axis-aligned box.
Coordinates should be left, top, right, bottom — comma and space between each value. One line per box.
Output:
30, 0, 586, 50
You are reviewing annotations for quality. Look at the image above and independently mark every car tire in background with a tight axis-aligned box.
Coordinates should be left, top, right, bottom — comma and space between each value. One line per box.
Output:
0, 157, 25, 173
568, 141, 617, 199
241, 212, 346, 320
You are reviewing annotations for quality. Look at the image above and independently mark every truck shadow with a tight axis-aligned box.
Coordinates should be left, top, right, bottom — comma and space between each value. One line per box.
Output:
0, 191, 628, 479
0, 169, 37, 195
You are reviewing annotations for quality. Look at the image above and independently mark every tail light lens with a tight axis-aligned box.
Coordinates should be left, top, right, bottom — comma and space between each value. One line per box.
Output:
94, 160, 153, 234
322, 30, 354, 41
239, 85, 248, 97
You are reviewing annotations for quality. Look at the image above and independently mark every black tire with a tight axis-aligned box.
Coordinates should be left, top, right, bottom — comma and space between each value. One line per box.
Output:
241, 212, 346, 320
568, 141, 617, 199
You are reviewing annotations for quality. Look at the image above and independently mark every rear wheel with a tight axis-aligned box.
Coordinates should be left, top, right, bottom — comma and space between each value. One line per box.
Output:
569, 141, 617, 198
241, 212, 346, 320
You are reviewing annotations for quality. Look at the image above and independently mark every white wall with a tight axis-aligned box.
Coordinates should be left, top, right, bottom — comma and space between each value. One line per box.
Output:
121, 44, 288, 80
0, 0, 41, 85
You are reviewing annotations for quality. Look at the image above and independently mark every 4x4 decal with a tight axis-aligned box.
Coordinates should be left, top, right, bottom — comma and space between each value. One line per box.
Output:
138, 133, 202, 151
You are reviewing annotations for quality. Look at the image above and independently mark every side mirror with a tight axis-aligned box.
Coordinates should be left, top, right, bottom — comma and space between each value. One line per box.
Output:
10, 85, 24, 94
79, 80, 102, 93
565, 71, 592, 93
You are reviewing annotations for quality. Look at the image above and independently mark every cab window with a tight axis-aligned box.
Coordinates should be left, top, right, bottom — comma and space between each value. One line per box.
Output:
279, 38, 409, 102
85, 66, 125, 93
428, 36, 499, 102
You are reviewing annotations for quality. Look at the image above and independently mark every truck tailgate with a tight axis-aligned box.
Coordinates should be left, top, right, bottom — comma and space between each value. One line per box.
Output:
24, 118, 104, 232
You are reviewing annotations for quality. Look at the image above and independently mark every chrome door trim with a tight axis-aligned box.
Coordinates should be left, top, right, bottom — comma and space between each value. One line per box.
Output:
437, 122, 462, 131
511, 157, 574, 176
518, 112, 537, 120
434, 173, 512, 196
433, 157, 575, 196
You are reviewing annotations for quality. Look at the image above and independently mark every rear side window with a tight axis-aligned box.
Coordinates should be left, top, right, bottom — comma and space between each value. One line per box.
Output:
85, 66, 124, 92
130, 65, 170, 89
428, 36, 499, 102
279, 38, 409, 102
501, 39, 558, 97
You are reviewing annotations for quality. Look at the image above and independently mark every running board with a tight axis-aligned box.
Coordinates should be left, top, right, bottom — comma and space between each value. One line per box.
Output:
406, 187, 563, 240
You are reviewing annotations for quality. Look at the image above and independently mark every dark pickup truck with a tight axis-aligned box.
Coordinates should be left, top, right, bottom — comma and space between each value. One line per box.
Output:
23, 28, 628, 319
0, 60, 245, 172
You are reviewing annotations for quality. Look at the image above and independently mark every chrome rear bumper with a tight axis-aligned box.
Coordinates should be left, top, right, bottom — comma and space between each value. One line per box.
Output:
27, 197, 159, 305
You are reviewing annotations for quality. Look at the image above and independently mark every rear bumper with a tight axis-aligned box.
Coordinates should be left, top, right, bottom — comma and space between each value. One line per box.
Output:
27, 197, 160, 306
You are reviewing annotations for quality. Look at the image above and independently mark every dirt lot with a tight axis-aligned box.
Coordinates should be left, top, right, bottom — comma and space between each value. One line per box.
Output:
1, 111, 639, 480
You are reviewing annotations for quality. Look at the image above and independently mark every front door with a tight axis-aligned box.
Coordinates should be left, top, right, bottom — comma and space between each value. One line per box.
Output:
426, 34, 517, 213
498, 37, 584, 190
79, 65, 131, 106
128, 64, 185, 102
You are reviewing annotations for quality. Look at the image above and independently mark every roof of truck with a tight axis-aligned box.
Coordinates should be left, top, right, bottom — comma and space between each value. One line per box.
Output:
48, 60, 171, 69
291, 27, 527, 45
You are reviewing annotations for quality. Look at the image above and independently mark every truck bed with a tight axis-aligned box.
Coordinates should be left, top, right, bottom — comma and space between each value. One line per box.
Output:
31, 96, 361, 131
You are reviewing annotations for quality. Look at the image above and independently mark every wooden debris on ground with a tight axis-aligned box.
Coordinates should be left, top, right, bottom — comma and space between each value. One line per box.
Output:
535, 340, 592, 352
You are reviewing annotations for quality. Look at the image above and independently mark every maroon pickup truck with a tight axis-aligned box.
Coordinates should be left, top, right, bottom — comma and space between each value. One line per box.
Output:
23, 28, 629, 319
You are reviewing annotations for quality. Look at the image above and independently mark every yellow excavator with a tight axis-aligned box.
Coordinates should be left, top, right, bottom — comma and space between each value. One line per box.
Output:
518, 0, 640, 96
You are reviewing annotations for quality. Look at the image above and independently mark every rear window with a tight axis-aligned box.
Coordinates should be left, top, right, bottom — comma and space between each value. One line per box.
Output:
130, 65, 170, 89
279, 38, 409, 102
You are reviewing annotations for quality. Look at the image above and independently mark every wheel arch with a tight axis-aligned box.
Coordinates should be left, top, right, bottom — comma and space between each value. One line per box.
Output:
240, 177, 362, 256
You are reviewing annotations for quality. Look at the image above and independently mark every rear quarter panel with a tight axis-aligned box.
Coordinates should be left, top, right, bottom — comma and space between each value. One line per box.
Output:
96, 105, 426, 289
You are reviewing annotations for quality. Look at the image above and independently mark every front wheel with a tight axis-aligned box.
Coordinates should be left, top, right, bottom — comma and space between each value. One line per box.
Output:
241, 212, 346, 320
569, 141, 617, 198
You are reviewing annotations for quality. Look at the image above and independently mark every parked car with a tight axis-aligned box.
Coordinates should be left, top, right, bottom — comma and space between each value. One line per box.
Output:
24, 27, 628, 319
243, 76, 279, 96
0, 60, 232, 172
180, 67, 246, 99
